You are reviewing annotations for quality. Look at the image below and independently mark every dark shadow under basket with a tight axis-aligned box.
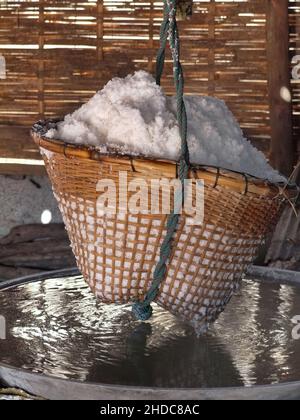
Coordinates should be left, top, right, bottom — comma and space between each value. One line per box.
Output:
31, 120, 298, 332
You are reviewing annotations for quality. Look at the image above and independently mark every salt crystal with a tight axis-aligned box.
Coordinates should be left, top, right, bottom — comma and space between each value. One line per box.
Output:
40, 147, 54, 160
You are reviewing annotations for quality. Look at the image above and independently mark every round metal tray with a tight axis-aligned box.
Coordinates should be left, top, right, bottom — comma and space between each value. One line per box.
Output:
0, 267, 300, 400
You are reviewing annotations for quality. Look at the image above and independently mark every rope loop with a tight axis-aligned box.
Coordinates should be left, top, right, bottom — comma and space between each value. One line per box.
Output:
132, 0, 190, 320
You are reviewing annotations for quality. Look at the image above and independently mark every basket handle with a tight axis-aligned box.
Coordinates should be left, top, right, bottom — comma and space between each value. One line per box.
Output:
156, 0, 189, 167
132, 0, 190, 321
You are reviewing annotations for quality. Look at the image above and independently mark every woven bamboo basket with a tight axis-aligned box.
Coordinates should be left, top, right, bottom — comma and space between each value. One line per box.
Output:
32, 120, 297, 331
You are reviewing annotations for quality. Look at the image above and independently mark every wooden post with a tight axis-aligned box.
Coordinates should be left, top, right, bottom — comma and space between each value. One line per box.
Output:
267, 0, 295, 177
208, 0, 216, 96
97, 0, 104, 62
38, 4, 45, 119
148, 0, 154, 73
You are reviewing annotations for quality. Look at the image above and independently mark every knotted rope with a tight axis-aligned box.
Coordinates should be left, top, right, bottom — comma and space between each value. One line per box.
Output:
132, 0, 190, 321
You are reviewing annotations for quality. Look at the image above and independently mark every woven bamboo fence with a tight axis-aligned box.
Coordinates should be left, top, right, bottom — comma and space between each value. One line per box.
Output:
0, 0, 299, 169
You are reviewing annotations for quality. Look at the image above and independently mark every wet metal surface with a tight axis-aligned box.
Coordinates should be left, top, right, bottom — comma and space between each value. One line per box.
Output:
0, 275, 300, 389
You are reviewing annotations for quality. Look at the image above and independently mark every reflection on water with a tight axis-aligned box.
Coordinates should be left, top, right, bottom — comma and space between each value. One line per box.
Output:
0, 276, 300, 388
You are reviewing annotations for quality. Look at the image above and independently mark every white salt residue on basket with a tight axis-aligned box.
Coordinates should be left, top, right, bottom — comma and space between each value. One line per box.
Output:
40, 147, 54, 160
46, 70, 285, 183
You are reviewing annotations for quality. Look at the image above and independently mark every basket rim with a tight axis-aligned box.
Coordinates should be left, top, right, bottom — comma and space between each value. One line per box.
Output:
31, 119, 299, 198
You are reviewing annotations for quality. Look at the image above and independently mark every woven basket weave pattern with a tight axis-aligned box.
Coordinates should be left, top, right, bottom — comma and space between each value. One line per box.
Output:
39, 145, 283, 331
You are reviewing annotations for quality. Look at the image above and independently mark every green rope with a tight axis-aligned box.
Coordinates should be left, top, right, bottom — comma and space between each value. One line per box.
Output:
132, 0, 190, 321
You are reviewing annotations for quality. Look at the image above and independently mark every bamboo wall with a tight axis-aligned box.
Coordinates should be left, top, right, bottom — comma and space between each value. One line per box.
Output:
0, 0, 299, 168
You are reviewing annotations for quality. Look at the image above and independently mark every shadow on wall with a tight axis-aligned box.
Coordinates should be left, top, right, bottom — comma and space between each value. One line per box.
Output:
0, 175, 76, 281
0, 175, 62, 238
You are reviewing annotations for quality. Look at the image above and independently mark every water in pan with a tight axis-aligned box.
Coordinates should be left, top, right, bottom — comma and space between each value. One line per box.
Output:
0, 276, 300, 388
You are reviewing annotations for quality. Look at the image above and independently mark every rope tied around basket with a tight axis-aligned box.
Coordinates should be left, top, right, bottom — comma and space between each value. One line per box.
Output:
132, 0, 190, 321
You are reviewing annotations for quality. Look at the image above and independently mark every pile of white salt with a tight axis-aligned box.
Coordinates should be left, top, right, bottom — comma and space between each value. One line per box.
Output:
46, 71, 285, 183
